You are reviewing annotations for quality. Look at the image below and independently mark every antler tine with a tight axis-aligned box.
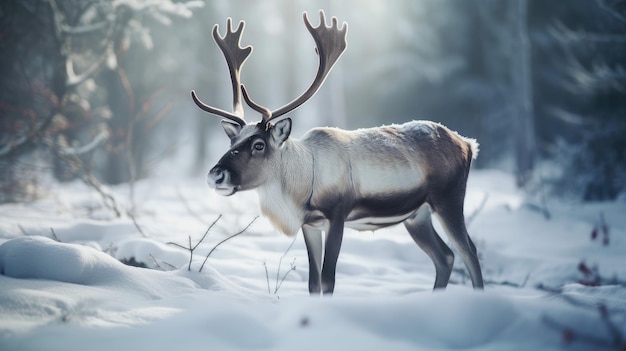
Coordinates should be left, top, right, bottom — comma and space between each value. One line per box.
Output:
215, 18, 252, 118
260, 10, 347, 125
190, 18, 252, 127
191, 90, 246, 126
241, 84, 271, 121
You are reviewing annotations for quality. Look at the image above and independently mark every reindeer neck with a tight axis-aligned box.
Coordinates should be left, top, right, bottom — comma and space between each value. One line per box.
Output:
256, 139, 313, 236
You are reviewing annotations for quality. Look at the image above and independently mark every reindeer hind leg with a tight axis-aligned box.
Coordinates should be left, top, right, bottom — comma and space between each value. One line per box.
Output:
404, 204, 455, 290
432, 196, 484, 290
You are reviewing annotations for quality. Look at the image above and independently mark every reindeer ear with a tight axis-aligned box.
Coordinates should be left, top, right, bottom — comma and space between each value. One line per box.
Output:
221, 120, 241, 140
270, 118, 292, 145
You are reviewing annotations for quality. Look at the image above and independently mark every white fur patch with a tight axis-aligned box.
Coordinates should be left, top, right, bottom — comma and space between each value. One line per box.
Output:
256, 182, 303, 236
465, 137, 479, 160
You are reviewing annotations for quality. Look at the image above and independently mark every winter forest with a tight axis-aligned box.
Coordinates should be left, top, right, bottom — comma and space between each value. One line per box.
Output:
1, 1, 626, 351
2, 0, 625, 200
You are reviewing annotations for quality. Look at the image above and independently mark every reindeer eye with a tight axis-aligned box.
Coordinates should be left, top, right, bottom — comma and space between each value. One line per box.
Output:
253, 141, 265, 152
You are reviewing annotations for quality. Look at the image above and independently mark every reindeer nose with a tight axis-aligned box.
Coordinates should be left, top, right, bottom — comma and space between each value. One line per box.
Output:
214, 170, 225, 184
207, 167, 226, 188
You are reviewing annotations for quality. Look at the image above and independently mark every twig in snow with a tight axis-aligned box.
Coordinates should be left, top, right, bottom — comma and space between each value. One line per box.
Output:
148, 253, 177, 271
264, 261, 271, 294
274, 258, 297, 295
50, 227, 61, 242
168, 236, 193, 270
199, 216, 258, 273
263, 236, 299, 295
49, 136, 122, 217
274, 235, 298, 294
148, 253, 161, 269
80, 171, 121, 217
128, 211, 147, 237
167, 214, 222, 271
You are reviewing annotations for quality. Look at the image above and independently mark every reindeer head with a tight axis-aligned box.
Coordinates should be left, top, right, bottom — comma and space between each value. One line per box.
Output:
191, 11, 347, 196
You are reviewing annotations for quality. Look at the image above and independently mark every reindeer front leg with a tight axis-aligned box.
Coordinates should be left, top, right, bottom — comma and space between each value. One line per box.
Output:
321, 217, 345, 295
302, 227, 323, 295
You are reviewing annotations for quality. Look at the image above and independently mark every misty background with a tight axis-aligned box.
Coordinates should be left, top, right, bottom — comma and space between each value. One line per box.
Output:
1, 0, 625, 207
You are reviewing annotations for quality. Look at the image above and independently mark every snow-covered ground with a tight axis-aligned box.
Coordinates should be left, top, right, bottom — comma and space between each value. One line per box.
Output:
1, 169, 625, 350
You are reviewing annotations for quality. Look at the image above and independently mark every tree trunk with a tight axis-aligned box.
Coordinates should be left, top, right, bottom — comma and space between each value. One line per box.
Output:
101, 67, 130, 185
511, 0, 535, 187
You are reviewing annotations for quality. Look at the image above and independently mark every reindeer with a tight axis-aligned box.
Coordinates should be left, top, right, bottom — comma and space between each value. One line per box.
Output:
191, 11, 484, 295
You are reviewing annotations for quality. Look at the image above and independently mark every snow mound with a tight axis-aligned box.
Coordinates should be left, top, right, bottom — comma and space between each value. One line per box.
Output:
326, 291, 518, 349
0, 236, 197, 298
114, 237, 190, 269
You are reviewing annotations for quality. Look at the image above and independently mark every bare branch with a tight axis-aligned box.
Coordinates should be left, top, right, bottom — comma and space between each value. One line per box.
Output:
52, 138, 122, 217
186, 236, 192, 271
50, 227, 61, 242
50, 136, 121, 217
274, 257, 297, 294
199, 216, 258, 272
167, 241, 190, 251
0, 110, 57, 158
48, 131, 122, 217
148, 253, 161, 269
194, 215, 223, 250
59, 130, 109, 156
61, 18, 113, 35
263, 261, 271, 294
128, 211, 147, 237
275, 235, 298, 293
65, 48, 111, 88
0, 135, 28, 157
82, 172, 121, 217
166, 215, 223, 271
46, 0, 115, 89
46, 0, 65, 43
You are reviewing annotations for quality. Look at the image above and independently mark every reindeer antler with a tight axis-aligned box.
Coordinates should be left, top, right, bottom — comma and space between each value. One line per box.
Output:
191, 18, 252, 127
242, 10, 348, 126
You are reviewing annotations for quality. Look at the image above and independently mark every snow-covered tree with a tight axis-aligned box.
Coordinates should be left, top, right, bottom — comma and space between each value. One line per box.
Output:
0, 0, 202, 201
540, 0, 626, 200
